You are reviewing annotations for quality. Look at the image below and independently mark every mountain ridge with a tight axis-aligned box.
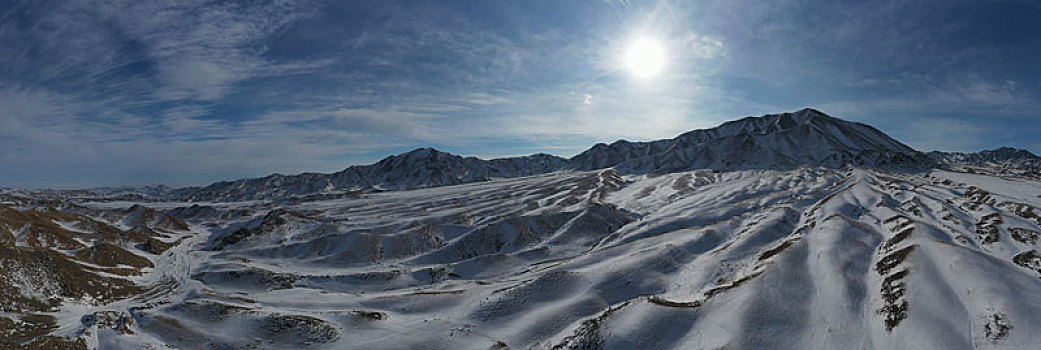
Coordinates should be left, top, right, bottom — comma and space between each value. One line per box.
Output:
928, 147, 1041, 164
168, 108, 937, 201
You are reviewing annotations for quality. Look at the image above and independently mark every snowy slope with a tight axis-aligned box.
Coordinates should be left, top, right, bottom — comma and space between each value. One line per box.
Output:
25, 166, 1031, 349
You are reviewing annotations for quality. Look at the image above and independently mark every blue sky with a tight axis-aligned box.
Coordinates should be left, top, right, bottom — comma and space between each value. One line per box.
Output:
1, 0, 1039, 188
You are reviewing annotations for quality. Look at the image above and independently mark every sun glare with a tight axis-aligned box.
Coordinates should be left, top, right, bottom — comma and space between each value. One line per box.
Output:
624, 38, 665, 79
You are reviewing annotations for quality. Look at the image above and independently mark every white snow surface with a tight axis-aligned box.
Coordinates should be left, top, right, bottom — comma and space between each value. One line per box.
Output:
41, 166, 1041, 349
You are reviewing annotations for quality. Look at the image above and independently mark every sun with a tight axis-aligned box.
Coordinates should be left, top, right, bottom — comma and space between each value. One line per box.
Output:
624, 37, 666, 79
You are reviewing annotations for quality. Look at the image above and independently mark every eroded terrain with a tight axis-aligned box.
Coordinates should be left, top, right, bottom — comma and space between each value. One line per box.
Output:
4, 165, 1041, 349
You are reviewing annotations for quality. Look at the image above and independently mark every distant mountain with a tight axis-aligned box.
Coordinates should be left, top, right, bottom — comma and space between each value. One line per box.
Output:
3, 184, 175, 202
927, 147, 1041, 179
570, 108, 932, 172
927, 147, 1041, 164
168, 149, 567, 201
168, 108, 938, 202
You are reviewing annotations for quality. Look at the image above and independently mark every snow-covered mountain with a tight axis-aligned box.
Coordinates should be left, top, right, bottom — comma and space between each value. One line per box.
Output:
4, 184, 175, 202
927, 148, 1041, 179
5, 108, 1041, 349
928, 147, 1041, 164
570, 108, 933, 172
168, 149, 567, 201
169, 108, 934, 202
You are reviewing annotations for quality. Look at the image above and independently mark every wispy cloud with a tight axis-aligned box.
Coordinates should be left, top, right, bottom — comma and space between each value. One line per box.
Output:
455, 93, 514, 106
956, 79, 1019, 105
685, 33, 726, 59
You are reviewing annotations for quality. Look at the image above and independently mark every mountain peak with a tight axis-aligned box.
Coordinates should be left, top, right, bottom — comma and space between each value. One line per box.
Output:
794, 107, 829, 118
573, 108, 928, 173
376, 147, 466, 166
401, 147, 449, 157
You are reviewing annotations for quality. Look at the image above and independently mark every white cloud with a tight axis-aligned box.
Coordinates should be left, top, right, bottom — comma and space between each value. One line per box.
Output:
686, 33, 725, 59
154, 59, 244, 101
12, 0, 321, 104
456, 93, 514, 106
957, 80, 1018, 105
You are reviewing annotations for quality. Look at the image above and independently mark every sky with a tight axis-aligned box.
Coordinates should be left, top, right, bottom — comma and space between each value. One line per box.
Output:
1, 0, 1039, 188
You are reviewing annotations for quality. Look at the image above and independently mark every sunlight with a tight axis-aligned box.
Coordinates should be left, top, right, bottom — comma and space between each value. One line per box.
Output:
624, 37, 666, 79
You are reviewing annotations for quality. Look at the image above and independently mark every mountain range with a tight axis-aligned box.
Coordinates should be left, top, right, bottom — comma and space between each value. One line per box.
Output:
156, 108, 1035, 202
